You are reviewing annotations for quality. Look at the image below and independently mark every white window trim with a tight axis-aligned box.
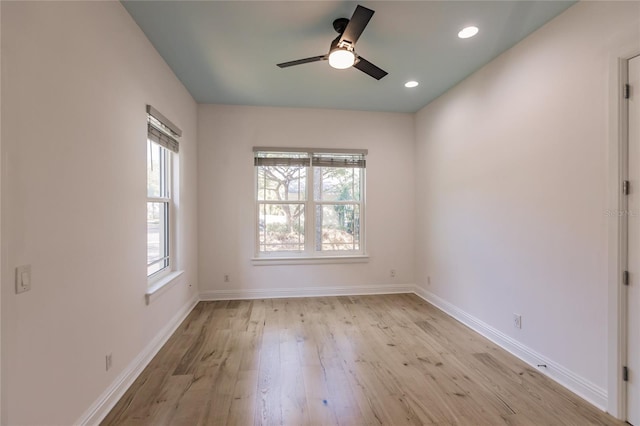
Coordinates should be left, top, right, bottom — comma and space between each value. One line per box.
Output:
146, 150, 180, 301
145, 270, 184, 305
147, 143, 173, 280
251, 255, 369, 266
146, 105, 181, 300
254, 148, 366, 260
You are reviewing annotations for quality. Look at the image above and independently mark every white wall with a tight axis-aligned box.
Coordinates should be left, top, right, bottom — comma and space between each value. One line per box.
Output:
414, 0, 640, 406
0, 2, 3, 422
198, 105, 415, 296
2, 0, 637, 422
1, 2, 198, 425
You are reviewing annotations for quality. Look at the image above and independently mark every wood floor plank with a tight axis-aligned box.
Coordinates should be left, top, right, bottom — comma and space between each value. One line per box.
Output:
144, 374, 194, 426
254, 299, 283, 426
164, 366, 218, 425
198, 332, 244, 426
300, 365, 339, 425
102, 294, 624, 426
228, 369, 259, 426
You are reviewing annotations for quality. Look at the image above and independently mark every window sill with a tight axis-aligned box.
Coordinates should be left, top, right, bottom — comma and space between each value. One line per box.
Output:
146, 270, 184, 305
251, 255, 369, 266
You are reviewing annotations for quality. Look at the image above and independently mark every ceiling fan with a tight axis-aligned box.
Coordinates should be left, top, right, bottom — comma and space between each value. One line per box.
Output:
277, 5, 388, 80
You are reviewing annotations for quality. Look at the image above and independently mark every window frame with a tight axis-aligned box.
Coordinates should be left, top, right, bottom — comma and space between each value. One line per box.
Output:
147, 139, 173, 279
254, 148, 367, 259
146, 105, 181, 283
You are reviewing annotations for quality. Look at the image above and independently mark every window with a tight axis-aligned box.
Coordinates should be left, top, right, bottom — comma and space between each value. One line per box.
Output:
147, 106, 181, 277
254, 148, 366, 258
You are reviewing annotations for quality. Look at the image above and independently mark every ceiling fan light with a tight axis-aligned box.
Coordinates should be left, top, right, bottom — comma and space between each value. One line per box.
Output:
328, 48, 355, 69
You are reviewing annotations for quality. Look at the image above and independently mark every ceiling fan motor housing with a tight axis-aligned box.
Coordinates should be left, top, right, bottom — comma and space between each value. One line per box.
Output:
332, 17, 350, 34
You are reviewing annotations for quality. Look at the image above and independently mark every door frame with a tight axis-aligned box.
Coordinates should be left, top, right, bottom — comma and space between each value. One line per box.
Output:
609, 49, 640, 420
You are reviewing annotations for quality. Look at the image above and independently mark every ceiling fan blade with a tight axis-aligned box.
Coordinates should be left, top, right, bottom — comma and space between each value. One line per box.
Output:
277, 55, 327, 68
339, 5, 374, 46
354, 57, 388, 80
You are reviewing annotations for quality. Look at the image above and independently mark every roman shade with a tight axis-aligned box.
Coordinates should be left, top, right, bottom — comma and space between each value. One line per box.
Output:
147, 105, 181, 153
253, 148, 367, 168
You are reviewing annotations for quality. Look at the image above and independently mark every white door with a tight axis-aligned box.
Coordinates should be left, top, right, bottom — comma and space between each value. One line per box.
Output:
628, 53, 640, 426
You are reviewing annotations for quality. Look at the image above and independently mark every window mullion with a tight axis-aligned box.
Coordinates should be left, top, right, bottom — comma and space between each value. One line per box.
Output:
147, 197, 171, 203
306, 165, 314, 255
360, 168, 365, 253
315, 200, 357, 206
166, 149, 171, 199
258, 200, 304, 205
148, 256, 170, 267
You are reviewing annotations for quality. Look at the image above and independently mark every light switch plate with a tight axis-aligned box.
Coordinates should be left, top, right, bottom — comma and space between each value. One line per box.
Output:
15, 265, 31, 294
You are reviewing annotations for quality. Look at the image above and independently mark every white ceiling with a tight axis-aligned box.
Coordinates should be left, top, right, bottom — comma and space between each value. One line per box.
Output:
122, 1, 575, 113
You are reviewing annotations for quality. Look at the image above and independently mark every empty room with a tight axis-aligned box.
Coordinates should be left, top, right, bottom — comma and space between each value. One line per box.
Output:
1, 0, 640, 425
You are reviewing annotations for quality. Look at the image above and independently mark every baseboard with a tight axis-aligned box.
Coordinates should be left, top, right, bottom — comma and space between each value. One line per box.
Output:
412, 286, 608, 411
75, 293, 199, 426
200, 283, 414, 301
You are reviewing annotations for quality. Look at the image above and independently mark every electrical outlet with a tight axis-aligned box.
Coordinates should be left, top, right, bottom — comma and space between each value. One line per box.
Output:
224, 274, 230, 283
390, 269, 396, 278
106, 353, 113, 371
427, 276, 431, 286
513, 314, 522, 329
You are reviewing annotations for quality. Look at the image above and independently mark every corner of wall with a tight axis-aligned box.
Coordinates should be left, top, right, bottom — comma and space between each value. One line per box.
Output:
412, 286, 608, 411
76, 294, 199, 426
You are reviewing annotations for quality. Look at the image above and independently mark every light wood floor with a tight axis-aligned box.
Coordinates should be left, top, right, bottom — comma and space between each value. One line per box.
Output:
102, 294, 623, 425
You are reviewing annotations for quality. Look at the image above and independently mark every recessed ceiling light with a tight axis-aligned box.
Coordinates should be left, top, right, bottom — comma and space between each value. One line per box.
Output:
404, 81, 419, 88
458, 26, 479, 39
